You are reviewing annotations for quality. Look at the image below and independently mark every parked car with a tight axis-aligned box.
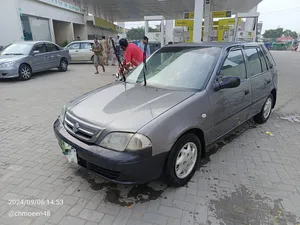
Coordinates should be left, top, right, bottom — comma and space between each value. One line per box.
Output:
0, 41, 71, 80
54, 42, 278, 186
65, 40, 94, 63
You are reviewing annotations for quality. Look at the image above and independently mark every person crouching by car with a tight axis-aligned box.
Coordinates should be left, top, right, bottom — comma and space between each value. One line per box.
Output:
117, 38, 143, 77
92, 37, 105, 74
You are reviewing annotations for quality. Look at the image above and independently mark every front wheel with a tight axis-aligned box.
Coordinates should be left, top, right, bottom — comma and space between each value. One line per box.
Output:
164, 133, 201, 187
253, 94, 274, 124
58, 58, 68, 72
18, 64, 32, 80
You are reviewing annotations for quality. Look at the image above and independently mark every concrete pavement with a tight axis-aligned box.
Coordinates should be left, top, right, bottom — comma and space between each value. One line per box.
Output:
1, 52, 300, 225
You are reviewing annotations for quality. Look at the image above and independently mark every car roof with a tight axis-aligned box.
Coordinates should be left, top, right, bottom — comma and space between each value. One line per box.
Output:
69, 40, 94, 43
165, 41, 261, 49
13, 41, 59, 45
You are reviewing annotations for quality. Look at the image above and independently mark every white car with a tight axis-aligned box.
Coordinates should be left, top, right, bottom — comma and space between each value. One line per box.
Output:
65, 40, 94, 62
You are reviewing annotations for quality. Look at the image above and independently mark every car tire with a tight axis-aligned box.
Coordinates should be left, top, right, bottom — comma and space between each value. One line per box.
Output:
253, 94, 274, 124
58, 58, 68, 72
18, 64, 32, 80
91, 55, 94, 64
164, 133, 201, 187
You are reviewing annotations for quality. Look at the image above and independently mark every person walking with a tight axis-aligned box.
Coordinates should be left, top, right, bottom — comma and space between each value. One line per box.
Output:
92, 37, 105, 74
115, 35, 120, 57
138, 36, 150, 58
108, 37, 116, 66
100, 36, 109, 66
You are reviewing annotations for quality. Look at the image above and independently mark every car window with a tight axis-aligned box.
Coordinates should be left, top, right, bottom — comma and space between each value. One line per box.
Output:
256, 47, 268, 72
126, 46, 221, 90
68, 43, 80, 50
81, 43, 93, 49
261, 44, 276, 69
33, 44, 47, 53
220, 49, 247, 80
244, 48, 262, 77
46, 43, 60, 52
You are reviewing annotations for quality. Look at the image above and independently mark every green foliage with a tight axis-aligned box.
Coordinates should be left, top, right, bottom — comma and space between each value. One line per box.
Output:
263, 28, 298, 39
126, 27, 145, 40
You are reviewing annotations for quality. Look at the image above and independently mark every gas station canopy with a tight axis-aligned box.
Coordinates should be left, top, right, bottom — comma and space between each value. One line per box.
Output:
79, 0, 262, 22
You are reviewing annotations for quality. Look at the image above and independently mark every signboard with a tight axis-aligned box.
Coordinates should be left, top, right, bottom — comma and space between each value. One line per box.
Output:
175, 19, 194, 27
212, 11, 232, 18
183, 12, 194, 19
37, 0, 84, 14
94, 17, 117, 32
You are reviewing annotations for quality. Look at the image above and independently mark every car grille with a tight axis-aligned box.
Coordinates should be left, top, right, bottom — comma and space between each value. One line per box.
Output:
64, 112, 104, 144
77, 155, 120, 180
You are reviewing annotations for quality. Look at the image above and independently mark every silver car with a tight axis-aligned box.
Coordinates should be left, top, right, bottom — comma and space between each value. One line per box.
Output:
54, 42, 278, 186
65, 40, 94, 62
0, 41, 71, 80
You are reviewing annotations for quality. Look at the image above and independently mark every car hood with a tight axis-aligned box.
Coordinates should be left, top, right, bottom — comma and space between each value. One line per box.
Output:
68, 82, 195, 132
0, 55, 26, 63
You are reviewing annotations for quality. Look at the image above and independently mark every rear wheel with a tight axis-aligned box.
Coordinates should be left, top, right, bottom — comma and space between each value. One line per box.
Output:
164, 133, 201, 187
91, 55, 94, 64
253, 94, 274, 124
58, 58, 68, 72
18, 64, 32, 80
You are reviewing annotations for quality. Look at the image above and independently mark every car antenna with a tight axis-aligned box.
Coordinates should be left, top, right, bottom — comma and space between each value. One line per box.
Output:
111, 37, 126, 82
142, 41, 147, 86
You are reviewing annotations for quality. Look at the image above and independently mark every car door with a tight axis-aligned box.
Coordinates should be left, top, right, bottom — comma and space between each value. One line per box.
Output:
66, 42, 81, 61
45, 43, 62, 68
244, 46, 273, 118
30, 43, 48, 72
208, 47, 252, 143
79, 42, 93, 61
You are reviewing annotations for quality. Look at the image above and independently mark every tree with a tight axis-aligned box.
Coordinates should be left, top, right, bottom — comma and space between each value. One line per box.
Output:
263, 28, 283, 39
126, 27, 145, 40
263, 28, 298, 39
283, 30, 298, 39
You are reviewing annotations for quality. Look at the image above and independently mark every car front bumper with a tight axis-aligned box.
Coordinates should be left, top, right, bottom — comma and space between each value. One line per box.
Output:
53, 119, 168, 184
0, 66, 18, 79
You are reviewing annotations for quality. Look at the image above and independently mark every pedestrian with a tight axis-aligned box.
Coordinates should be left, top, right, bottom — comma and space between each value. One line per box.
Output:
108, 37, 116, 66
100, 36, 109, 66
77, 36, 80, 41
92, 37, 105, 74
115, 35, 120, 57
138, 36, 150, 58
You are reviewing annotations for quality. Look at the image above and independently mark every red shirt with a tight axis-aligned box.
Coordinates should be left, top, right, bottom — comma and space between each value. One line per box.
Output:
123, 43, 143, 67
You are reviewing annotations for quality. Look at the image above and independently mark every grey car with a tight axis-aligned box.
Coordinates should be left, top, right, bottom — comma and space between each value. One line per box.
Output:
54, 42, 278, 186
0, 41, 71, 80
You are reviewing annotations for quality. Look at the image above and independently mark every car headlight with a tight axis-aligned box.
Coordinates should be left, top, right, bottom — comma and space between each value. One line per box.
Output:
99, 132, 152, 151
0, 61, 16, 68
59, 105, 67, 124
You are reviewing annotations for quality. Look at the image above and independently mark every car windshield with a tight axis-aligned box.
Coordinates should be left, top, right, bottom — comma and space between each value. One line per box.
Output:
126, 46, 221, 90
0, 43, 34, 55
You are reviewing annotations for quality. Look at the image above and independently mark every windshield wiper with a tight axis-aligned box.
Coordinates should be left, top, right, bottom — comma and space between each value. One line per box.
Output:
142, 43, 147, 86
110, 38, 126, 82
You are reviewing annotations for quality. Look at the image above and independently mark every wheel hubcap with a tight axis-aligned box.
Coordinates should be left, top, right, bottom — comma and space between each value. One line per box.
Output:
21, 67, 31, 79
263, 97, 272, 119
61, 61, 68, 70
175, 142, 198, 179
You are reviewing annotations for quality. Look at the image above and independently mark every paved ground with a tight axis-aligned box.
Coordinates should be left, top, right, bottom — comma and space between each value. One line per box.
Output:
1, 52, 300, 225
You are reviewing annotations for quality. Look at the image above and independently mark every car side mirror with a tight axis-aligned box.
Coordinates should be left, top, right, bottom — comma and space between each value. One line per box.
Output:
32, 50, 40, 55
213, 76, 241, 92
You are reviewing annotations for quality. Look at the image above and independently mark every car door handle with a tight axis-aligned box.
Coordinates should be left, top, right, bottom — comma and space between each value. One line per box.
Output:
244, 90, 250, 95
265, 79, 271, 84
75, 50, 79, 52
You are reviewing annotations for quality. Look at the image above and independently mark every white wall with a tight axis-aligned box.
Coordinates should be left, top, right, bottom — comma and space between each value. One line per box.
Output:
53, 21, 74, 46
0, 0, 23, 46
73, 24, 87, 40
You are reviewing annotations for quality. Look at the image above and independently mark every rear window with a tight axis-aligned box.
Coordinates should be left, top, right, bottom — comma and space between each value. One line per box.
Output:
260, 44, 276, 69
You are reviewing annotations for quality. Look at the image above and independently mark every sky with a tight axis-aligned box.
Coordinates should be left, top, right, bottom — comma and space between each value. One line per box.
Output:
125, 0, 300, 34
